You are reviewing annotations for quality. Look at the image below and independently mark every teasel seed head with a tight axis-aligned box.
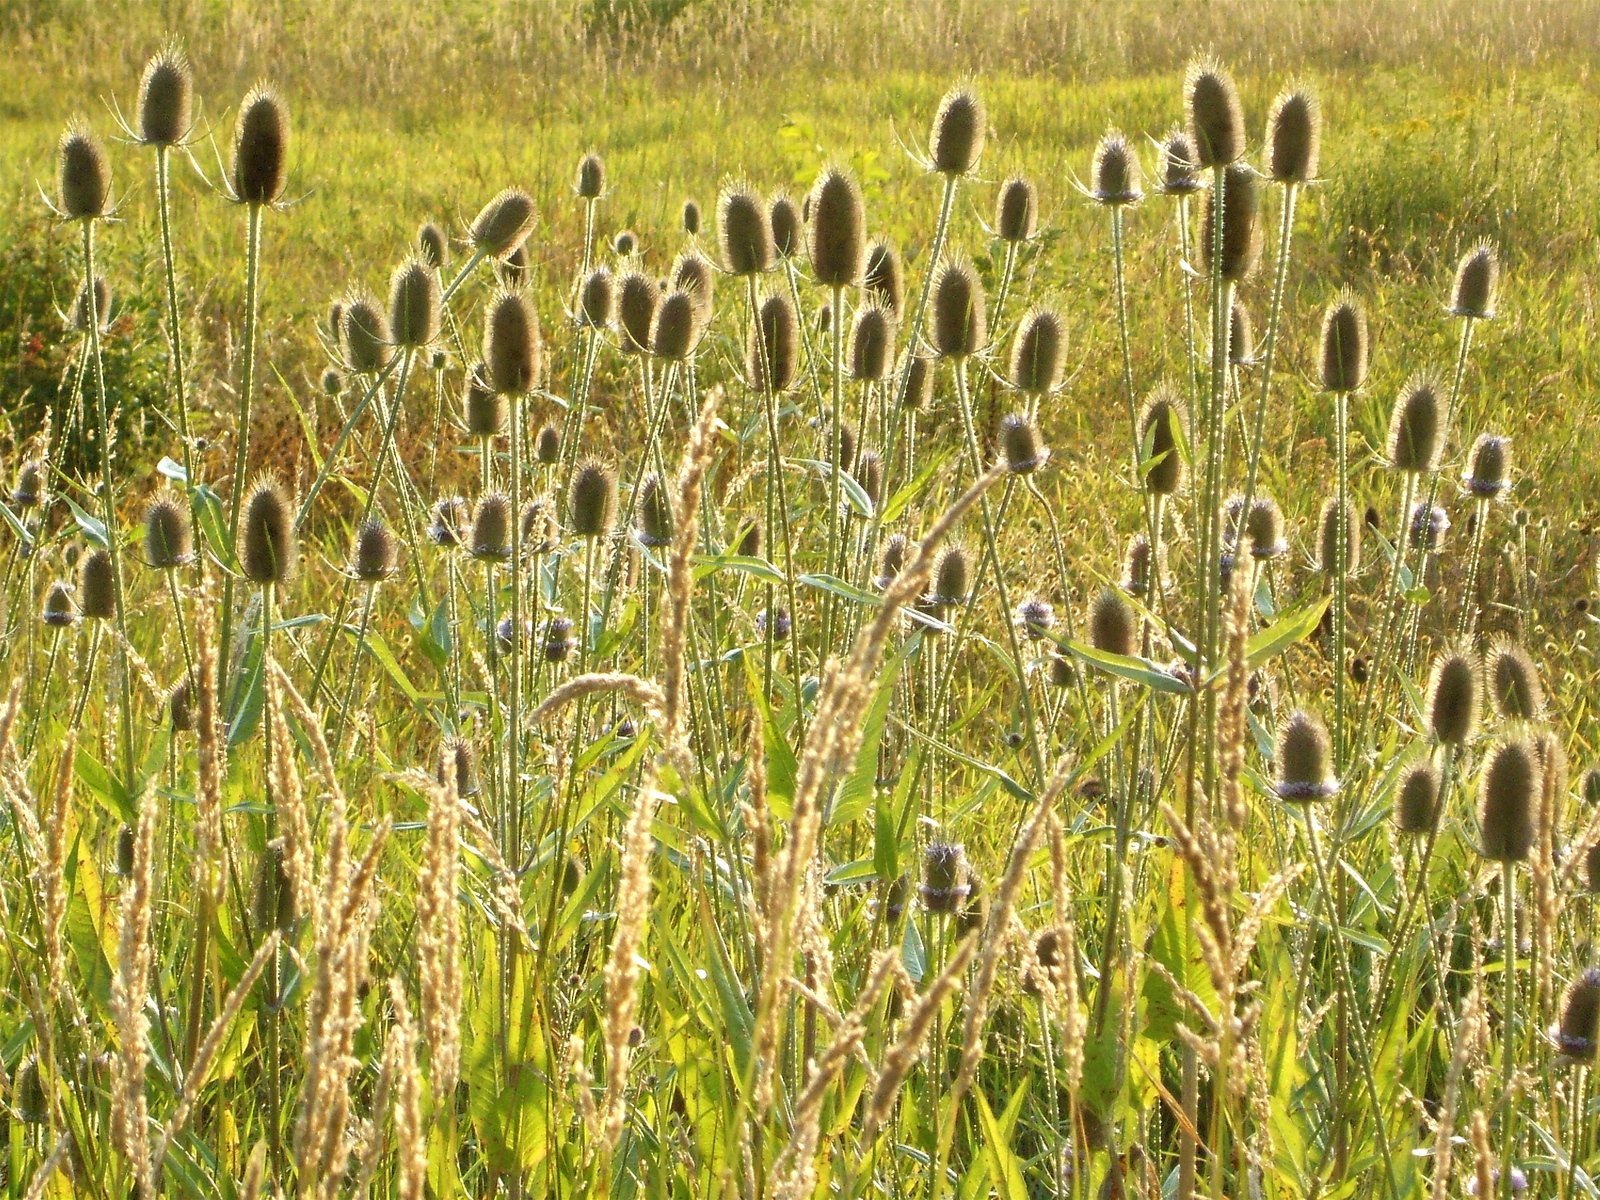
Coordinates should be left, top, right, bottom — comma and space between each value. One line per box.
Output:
230, 85, 289, 207
1200, 163, 1261, 282
13, 460, 45, 508
1090, 131, 1143, 205
535, 424, 560, 464
387, 256, 441, 349
930, 258, 986, 358
69, 275, 112, 334
1407, 502, 1450, 553
543, 616, 576, 663
999, 413, 1048, 474
996, 175, 1039, 242
1463, 433, 1511, 499
568, 150, 604, 199
469, 187, 537, 260
681, 197, 701, 236
56, 121, 111, 220
1265, 87, 1321, 184
439, 737, 479, 798
928, 545, 971, 609
718, 187, 773, 276
1385, 373, 1444, 474
735, 520, 762, 558
1478, 737, 1540, 862
863, 240, 905, 317
1274, 709, 1339, 801
807, 166, 867, 288
484, 288, 542, 395
342, 296, 394, 375
351, 519, 398, 583
521, 495, 560, 555
929, 85, 985, 176
1121, 533, 1162, 597
1015, 597, 1055, 640
1010, 307, 1066, 395
1450, 240, 1499, 320
1394, 759, 1442, 836
875, 533, 908, 590
1489, 639, 1545, 721
900, 352, 934, 411
143, 493, 193, 569
850, 305, 895, 382
1316, 496, 1362, 577
671, 250, 715, 318
76, 547, 114, 619
320, 367, 342, 396
635, 473, 673, 547
240, 475, 296, 586
470, 493, 513, 562
41, 580, 77, 627
756, 606, 792, 641
855, 449, 885, 508
920, 842, 971, 912
1319, 291, 1369, 393
747, 292, 799, 393
1184, 60, 1246, 167
1586, 843, 1600, 895
1158, 128, 1204, 195
417, 220, 449, 269
462, 362, 507, 436
1228, 298, 1255, 365
1241, 496, 1287, 558
1089, 586, 1138, 658
616, 270, 660, 355
650, 288, 704, 361
136, 46, 192, 147
569, 461, 616, 540
14, 1059, 45, 1124
1426, 648, 1482, 746
1138, 386, 1188, 496
1555, 968, 1600, 1062
1049, 650, 1077, 689
169, 678, 194, 732
769, 192, 803, 259
252, 843, 294, 933
427, 496, 470, 548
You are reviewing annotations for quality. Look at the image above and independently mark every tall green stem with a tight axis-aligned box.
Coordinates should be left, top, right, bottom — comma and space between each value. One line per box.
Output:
154, 147, 196, 490
1239, 183, 1299, 521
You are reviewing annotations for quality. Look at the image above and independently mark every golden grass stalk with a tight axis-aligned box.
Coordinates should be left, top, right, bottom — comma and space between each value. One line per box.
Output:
416, 768, 463, 1098
111, 790, 157, 1199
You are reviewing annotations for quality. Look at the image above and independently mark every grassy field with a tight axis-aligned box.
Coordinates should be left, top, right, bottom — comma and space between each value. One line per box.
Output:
2, 1, 1600, 1196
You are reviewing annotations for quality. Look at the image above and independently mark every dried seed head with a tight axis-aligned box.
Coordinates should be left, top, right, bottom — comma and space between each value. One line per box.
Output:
1122, 533, 1162, 597
1010, 307, 1066, 395
521, 495, 559, 554
1385, 373, 1444, 473
718, 187, 773, 276
469, 187, 536, 260
240, 475, 296, 585
143, 493, 193, 569
1556, 968, 1600, 1061
1228, 297, 1255, 365
1316, 496, 1362, 577
462, 362, 507, 435
650, 288, 704, 360
747, 293, 799, 393
14, 1059, 45, 1124
543, 616, 576, 663
136, 46, 192, 147
569, 461, 616, 539
352, 519, 399, 582
996, 175, 1038, 242
1138, 387, 1188, 496
756, 606, 792, 640
1478, 738, 1540, 862
1016, 597, 1056, 639
635, 473, 673, 547
342, 296, 394, 375
251, 843, 293, 933
1426, 649, 1481, 746
900, 353, 934, 411
169, 678, 194, 732
930, 86, 985, 176
389, 256, 441, 349
1090, 131, 1143, 205
470, 493, 513, 561
855, 450, 885, 507
999, 413, 1048, 473
41, 581, 76, 627
1159, 128, 1203, 195
1274, 709, 1339, 801
439, 737, 479, 798
484, 289, 542, 394
427, 496, 470, 548
1450, 240, 1499, 320
1407, 502, 1450, 553
1200, 163, 1261, 282
930, 258, 986, 358
79, 550, 114, 619
13, 460, 45, 508
616, 271, 660, 355
1089, 586, 1138, 658
1049, 650, 1077, 688
230, 85, 289, 207
57, 122, 111, 220
1245, 495, 1287, 558
1463, 433, 1511, 499
875, 533, 908, 589
826, 421, 858, 475
1184, 60, 1246, 168
417, 221, 449, 268
1394, 759, 1442, 836
850, 305, 895, 382
920, 842, 971, 912
1319, 292, 1369, 393
929, 545, 971, 608
1584, 767, 1600, 808
535, 424, 560, 464
682, 198, 701, 236
735, 520, 762, 558
807, 167, 867, 288
69, 274, 112, 333
863, 241, 905, 318
320, 367, 342, 396
769, 193, 803, 258
1489, 639, 1545, 721
575, 152, 605, 200
610, 230, 636, 258
671, 251, 715, 319
567, 270, 610, 335
1265, 88, 1321, 184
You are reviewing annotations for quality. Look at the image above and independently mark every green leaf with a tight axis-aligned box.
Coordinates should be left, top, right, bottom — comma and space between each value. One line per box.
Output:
192, 484, 239, 574
156, 455, 188, 484
741, 651, 797, 819
1243, 596, 1330, 672
63, 494, 109, 549
465, 930, 550, 1180
693, 552, 786, 586
0, 500, 35, 546
361, 632, 422, 706
974, 1089, 1030, 1200
827, 642, 905, 827
1065, 638, 1190, 694
797, 571, 881, 608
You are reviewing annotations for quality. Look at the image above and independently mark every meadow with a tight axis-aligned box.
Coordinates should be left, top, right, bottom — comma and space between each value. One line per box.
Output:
2, 1, 1600, 1196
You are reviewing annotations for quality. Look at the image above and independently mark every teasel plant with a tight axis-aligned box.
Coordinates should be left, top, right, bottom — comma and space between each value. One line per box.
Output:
1155, 127, 1205, 410
330, 518, 399, 750
1457, 431, 1512, 636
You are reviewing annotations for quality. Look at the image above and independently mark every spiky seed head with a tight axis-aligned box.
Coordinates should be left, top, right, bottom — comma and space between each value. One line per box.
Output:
930, 258, 986, 358
1184, 60, 1246, 167
1122, 534, 1161, 597
1478, 738, 1539, 862
1010, 307, 1066, 395
807, 167, 867, 288
735, 520, 762, 558
1159, 128, 1203, 195
650, 289, 704, 361
1316, 496, 1362, 577
1274, 709, 1339, 801
566, 271, 609, 335
828, 422, 858, 475
569, 461, 616, 539
1088, 586, 1137, 658
1407, 502, 1450, 552
855, 450, 885, 507
1489, 639, 1545, 721
1463, 433, 1511, 499
671, 251, 715, 318
1049, 650, 1077, 688
470, 493, 513, 561
75, 548, 113, 620
717, 188, 773, 275
817, 302, 832, 338
1319, 292, 1369, 393
1016, 597, 1056, 640
13, 460, 44, 508
534, 423, 560, 465
996, 176, 1038, 242
849, 305, 895, 382
1450, 240, 1499, 319
41, 581, 76, 627
682, 198, 701, 236
56, 122, 111, 220
747, 293, 799, 393
498, 241, 526, 287
143, 494, 192, 569
1426, 649, 1481, 746
1090, 131, 1143, 205
1138, 387, 1188, 496
427, 496, 469, 547
14, 1058, 45, 1124
70, 274, 112, 333
635, 473, 673, 547
863, 241, 905, 318
484, 289, 541, 394
1386, 373, 1444, 473
875, 533, 908, 589
469, 187, 536, 260
320, 367, 342, 396
614, 230, 639, 258
417, 220, 449, 268
1394, 759, 1442, 836
1535, 727, 1568, 802
230, 85, 288, 207
999, 413, 1048, 473
1246, 496, 1287, 558
757, 606, 792, 640
920, 841, 971, 912
351, 519, 398, 582
1265, 88, 1321, 184
462, 363, 507, 436
616, 271, 660, 355
327, 299, 344, 334
1556, 969, 1600, 1061
1201, 163, 1261, 282
930, 86, 985, 176
389, 256, 441, 349
240, 476, 296, 585
342, 296, 394, 375
1228, 297, 1255, 365
439, 737, 479, 798
1582, 767, 1600, 808
169, 678, 195, 732
929, 546, 971, 609
575, 152, 605, 200
901, 353, 934, 411
769, 193, 803, 258
136, 46, 192, 147
521, 495, 560, 554
543, 617, 576, 663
